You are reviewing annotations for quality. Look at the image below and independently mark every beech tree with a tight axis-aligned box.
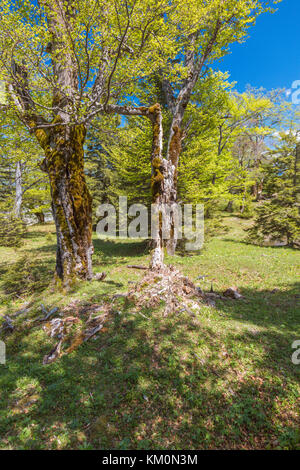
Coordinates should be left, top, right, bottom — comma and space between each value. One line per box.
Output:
0, 0, 180, 284
0, 0, 280, 281
111, 0, 279, 267
152, 1, 280, 258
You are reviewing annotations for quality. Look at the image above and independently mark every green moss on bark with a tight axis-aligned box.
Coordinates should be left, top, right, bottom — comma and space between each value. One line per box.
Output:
35, 118, 93, 284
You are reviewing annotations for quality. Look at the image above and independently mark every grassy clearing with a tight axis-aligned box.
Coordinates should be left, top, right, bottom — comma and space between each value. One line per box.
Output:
0, 219, 299, 450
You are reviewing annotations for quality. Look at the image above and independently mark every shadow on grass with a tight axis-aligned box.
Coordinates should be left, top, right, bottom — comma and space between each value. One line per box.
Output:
0, 257, 55, 302
93, 238, 148, 261
214, 282, 300, 332
1, 232, 299, 449
23, 243, 57, 254
20, 238, 148, 265
222, 238, 299, 250
0, 284, 299, 450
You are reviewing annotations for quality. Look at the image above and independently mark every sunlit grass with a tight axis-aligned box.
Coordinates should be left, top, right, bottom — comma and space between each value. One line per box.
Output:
0, 219, 299, 450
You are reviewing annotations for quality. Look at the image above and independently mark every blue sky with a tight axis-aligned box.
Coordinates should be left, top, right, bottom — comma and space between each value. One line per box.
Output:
216, 0, 300, 94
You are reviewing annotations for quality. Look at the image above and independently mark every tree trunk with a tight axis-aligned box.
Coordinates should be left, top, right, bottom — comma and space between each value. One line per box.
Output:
225, 200, 234, 212
13, 161, 22, 218
252, 179, 264, 201
149, 105, 178, 270
256, 179, 264, 201
36, 122, 93, 286
164, 123, 182, 255
294, 140, 300, 203
149, 105, 166, 270
36, 212, 45, 224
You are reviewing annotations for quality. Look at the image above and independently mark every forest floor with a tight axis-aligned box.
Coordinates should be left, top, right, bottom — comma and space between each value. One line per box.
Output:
0, 216, 299, 450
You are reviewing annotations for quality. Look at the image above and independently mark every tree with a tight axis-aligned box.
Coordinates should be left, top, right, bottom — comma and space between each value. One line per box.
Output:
178, 77, 272, 211
112, 0, 280, 267
0, 0, 179, 284
85, 116, 121, 220
0, 108, 50, 220
94, 73, 274, 252
0, 0, 280, 279
247, 131, 300, 247
149, 0, 279, 256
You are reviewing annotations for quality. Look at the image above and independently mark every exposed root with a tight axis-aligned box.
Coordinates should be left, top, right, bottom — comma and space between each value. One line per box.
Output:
28, 269, 243, 365
42, 303, 112, 364
126, 265, 205, 317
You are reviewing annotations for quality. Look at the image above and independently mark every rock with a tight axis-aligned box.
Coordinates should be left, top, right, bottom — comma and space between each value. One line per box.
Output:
223, 287, 243, 300
1, 315, 14, 332
94, 272, 107, 281
195, 286, 204, 296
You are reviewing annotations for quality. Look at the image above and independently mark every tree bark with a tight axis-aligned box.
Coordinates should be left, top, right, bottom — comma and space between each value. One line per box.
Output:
252, 179, 264, 202
106, 103, 174, 270
36, 122, 93, 286
149, 104, 167, 270
13, 160, 22, 218
294, 140, 300, 203
165, 123, 183, 255
225, 200, 234, 213
256, 179, 264, 201
36, 212, 45, 224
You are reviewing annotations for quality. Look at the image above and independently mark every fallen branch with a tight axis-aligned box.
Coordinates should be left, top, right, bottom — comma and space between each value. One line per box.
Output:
37, 305, 59, 322
127, 265, 148, 270
0, 315, 14, 334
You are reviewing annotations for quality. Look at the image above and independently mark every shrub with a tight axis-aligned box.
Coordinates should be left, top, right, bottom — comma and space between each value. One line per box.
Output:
0, 215, 26, 247
2, 256, 50, 297
246, 201, 300, 247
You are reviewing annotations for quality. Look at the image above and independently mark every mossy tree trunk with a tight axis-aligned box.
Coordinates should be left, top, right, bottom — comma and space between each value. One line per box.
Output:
149, 104, 177, 270
165, 123, 183, 255
36, 122, 93, 286
13, 161, 22, 218
107, 103, 181, 269
149, 104, 165, 270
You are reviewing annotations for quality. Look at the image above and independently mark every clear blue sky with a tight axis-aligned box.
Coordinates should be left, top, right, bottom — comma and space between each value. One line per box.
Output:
216, 0, 300, 93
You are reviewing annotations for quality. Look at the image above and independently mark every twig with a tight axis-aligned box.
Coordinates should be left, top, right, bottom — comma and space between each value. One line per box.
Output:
127, 265, 148, 270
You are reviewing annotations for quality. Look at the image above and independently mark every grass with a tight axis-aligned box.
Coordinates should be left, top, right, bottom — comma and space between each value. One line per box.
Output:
0, 218, 299, 450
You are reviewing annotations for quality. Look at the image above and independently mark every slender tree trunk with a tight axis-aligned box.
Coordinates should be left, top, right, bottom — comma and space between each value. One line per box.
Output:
294, 140, 300, 203
149, 104, 166, 270
36, 122, 93, 286
13, 161, 22, 218
164, 123, 183, 255
256, 179, 264, 201
36, 212, 45, 224
149, 104, 177, 270
252, 179, 264, 201
225, 200, 234, 212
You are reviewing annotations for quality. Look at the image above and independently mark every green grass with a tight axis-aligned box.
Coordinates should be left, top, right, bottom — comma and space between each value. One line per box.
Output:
0, 218, 299, 450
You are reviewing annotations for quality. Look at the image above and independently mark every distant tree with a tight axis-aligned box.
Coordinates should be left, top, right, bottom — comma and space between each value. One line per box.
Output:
0, 110, 50, 221
85, 116, 120, 220
179, 79, 272, 212
247, 131, 300, 247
